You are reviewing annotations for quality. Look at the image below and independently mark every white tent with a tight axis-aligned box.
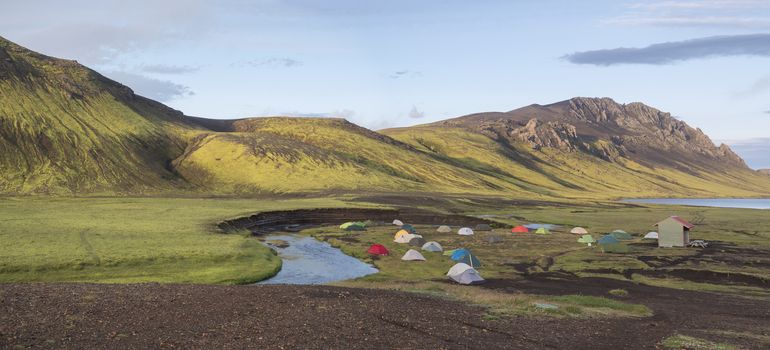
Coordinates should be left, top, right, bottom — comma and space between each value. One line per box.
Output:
394, 233, 421, 243
392, 219, 404, 226
458, 227, 474, 236
401, 249, 426, 261
446, 263, 473, 276
448, 267, 485, 285
421, 241, 443, 252
644, 231, 659, 240
570, 227, 588, 234
437, 225, 451, 233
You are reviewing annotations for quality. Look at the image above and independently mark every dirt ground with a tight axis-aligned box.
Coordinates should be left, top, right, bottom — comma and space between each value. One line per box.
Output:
2, 279, 769, 349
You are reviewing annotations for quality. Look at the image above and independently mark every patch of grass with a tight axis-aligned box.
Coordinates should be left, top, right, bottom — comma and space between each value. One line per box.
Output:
661, 334, 738, 350
0, 196, 362, 284
609, 288, 628, 297
547, 295, 652, 317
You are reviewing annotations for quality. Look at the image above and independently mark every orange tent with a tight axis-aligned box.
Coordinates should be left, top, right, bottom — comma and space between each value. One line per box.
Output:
511, 225, 529, 233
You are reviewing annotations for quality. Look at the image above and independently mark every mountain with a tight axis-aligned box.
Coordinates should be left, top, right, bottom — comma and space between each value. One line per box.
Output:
381, 98, 770, 198
759, 169, 770, 176
2, 36, 769, 198
0, 36, 202, 194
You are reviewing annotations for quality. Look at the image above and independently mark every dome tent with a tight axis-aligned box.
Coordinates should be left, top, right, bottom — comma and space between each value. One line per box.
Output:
394, 230, 410, 240
367, 244, 389, 256
511, 226, 529, 233
422, 241, 443, 252
446, 263, 473, 276
447, 265, 485, 285
437, 225, 452, 233
401, 224, 417, 234
577, 235, 596, 246
643, 232, 659, 240
535, 227, 550, 235
458, 227, 474, 236
450, 248, 481, 267
610, 231, 633, 240
392, 219, 404, 226
401, 249, 426, 261
570, 227, 588, 234
408, 236, 427, 247
395, 233, 422, 244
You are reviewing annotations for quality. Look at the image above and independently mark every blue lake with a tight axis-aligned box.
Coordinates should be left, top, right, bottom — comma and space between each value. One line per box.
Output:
623, 198, 770, 210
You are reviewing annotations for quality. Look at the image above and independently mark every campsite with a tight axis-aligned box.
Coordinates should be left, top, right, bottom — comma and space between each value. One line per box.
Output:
3, 2, 770, 349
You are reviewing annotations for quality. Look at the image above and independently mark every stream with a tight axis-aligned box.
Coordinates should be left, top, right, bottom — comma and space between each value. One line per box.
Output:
257, 234, 378, 285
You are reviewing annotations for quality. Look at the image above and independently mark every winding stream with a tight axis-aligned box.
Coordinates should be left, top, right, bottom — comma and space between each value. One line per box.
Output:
257, 234, 378, 285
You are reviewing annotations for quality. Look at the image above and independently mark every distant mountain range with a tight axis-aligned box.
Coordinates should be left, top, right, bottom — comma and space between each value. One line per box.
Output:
2, 36, 769, 198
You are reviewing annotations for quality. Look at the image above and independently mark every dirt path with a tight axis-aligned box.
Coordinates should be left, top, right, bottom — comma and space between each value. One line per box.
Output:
2, 281, 768, 349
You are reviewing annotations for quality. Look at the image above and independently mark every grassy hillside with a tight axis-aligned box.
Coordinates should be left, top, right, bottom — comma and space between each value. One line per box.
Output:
0, 36, 200, 194
381, 124, 770, 199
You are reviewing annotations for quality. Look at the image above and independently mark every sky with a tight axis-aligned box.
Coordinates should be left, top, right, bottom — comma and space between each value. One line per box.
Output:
1, 0, 769, 168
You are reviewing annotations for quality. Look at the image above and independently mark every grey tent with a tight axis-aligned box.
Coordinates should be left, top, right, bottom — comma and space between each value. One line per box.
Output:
421, 241, 443, 252
486, 235, 504, 244
401, 249, 426, 261
408, 237, 427, 247
437, 225, 452, 233
448, 268, 485, 285
475, 224, 492, 231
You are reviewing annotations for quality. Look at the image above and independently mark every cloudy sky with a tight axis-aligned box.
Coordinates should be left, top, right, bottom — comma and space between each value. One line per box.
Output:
1, 0, 770, 168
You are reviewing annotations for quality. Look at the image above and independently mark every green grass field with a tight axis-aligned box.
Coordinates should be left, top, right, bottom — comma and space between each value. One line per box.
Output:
0, 196, 368, 284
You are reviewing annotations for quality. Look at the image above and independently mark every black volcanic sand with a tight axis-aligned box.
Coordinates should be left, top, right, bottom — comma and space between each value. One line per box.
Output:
2, 281, 770, 349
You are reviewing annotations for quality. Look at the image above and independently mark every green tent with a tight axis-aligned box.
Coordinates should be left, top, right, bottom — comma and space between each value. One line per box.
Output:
340, 221, 366, 231
577, 234, 596, 246
401, 224, 417, 234
609, 231, 633, 240
535, 227, 550, 234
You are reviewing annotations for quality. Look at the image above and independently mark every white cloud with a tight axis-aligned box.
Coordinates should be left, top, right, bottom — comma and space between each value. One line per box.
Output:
141, 64, 200, 74
606, 0, 770, 29
103, 71, 194, 102
408, 105, 425, 119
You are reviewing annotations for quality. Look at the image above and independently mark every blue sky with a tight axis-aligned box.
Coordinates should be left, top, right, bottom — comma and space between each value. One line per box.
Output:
2, 0, 770, 168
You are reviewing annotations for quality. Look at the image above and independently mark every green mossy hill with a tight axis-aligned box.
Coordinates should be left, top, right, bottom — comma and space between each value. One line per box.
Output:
0, 36, 201, 194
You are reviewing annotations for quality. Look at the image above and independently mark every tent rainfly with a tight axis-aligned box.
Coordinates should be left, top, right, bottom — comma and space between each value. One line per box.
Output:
570, 227, 588, 234
401, 249, 426, 261
447, 263, 474, 276
437, 225, 452, 233
511, 225, 529, 233
458, 227, 474, 236
450, 248, 481, 267
367, 244, 389, 256
448, 267, 485, 285
395, 233, 421, 244
408, 236, 427, 247
655, 216, 694, 248
610, 231, 633, 240
393, 229, 410, 240
392, 219, 404, 226
535, 227, 550, 235
421, 241, 443, 252
442, 249, 457, 256
643, 232, 659, 240
401, 224, 417, 234
577, 234, 596, 246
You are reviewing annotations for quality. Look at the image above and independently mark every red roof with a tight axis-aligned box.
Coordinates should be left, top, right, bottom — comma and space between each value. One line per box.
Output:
655, 216, 695, 229
367, 244, 389, 256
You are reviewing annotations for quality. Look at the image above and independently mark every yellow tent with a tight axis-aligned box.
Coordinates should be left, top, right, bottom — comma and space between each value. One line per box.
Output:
394, 229, 410, 240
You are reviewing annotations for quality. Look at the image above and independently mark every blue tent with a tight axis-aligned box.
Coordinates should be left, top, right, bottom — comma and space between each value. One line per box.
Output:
597, 235, 620, 245
450, 248, 481, 268
401, 224, 416, 234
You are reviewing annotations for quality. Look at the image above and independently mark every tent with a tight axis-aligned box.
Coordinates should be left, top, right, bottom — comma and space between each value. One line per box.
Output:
340, 222, 366, 231
395, 233, 421, 244
458, 227, 474, 236
367, 244, 389, 256
437, 225, 452, 233
511, 225, 529, 233
446, 263, 473, 276
475, 223, 492, 231
448, 268, 485, 285
643, 231, 659, 240
393, 229, 410, 240
486, 235, 504, 244
570, 227, 588, 234
597, 235, 620, 245
610, 231, 633, 240
401, 249, 426, 261
422, 241, 443, 252
535, 227, 550, 235
443, 249, 457, 256
450, 248, 481, 267
401, 224, 417, 234
577, 234, 596, 246
392, 219, 404, 226
408, 236, 427, 247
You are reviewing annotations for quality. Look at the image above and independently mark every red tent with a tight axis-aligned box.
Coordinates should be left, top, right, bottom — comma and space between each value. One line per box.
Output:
367, 244, 389, 256
511, 225, 529, 233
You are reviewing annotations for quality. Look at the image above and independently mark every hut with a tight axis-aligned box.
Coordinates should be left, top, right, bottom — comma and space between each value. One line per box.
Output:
655, 216, 694, 248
